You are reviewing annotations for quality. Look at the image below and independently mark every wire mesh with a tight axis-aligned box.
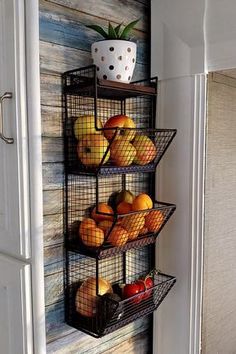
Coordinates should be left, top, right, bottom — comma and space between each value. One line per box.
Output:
63, 65, 176, 175
65, 173, 176, 258
65, 246, 176, 337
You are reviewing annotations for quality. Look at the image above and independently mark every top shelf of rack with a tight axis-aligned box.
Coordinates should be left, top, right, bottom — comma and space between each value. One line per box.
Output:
63, 65, 157, 100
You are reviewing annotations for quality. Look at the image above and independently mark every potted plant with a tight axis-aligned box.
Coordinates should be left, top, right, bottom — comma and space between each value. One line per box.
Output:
87, 20, 139, 83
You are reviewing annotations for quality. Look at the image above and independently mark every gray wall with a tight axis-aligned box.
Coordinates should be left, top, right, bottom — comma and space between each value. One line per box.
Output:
202, 72, 236, 354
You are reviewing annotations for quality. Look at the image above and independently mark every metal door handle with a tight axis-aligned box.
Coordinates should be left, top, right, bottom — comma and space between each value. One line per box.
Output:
0, 92, 14, 144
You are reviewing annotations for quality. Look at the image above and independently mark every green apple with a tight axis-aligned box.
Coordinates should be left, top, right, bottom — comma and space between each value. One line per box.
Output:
74, 115, 103, 140
116, 189, 135, 205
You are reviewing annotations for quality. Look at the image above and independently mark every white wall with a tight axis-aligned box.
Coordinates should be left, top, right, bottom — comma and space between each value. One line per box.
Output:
154, 76, 195, 354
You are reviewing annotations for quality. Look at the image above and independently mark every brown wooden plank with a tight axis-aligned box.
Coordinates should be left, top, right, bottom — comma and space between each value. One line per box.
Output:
41, 73, 62, 107
45, 269, 64, 306
43, 189, 63, 215
41, 104, 62, 137
44, 212, 63, 247
44, 250, 63, 276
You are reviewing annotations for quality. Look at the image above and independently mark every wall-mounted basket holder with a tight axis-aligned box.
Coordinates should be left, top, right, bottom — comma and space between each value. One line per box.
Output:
63, 65, 177, 338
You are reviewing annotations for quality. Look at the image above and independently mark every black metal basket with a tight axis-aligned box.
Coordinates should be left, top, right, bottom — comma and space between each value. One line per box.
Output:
63, 65, 176, 175
65, 246, 176, 338
65, 173, 176, 259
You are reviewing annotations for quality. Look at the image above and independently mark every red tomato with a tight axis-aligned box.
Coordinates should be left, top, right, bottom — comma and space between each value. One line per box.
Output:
143, 276, 154, 300
145, 277, 154, 289
135, 280, 146, 302
123, 283, 140, 299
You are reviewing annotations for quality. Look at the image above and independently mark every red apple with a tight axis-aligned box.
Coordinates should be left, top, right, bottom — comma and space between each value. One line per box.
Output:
104, 115, 136, 141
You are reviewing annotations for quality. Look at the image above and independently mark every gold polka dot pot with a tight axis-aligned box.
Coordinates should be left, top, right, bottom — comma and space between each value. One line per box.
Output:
91, 40, 137, 83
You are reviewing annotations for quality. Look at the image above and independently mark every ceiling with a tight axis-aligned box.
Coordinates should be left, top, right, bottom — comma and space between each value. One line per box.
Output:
154, 0, 236, 49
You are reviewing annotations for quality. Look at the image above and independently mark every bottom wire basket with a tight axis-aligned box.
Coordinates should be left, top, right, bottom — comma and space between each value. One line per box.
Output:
65, 247, 176, 337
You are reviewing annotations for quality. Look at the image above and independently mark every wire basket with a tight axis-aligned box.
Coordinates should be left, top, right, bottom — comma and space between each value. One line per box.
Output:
65, 246, 176, 337
63, 65, 176, 175
65, 173, 176, 258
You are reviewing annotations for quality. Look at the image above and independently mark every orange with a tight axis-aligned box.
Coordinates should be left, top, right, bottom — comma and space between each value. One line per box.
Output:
145, 210, 164, 233
132, 193, 153, 211
91, 203, 114, 222
108, 226, 129, 247
121, 213, 145, 236
127, 229, 140, 240
79, 226, 104, 247
98, 220, 113, 236
139, 226, 149, 236
117, 201, 132, 214
79, 218, 96, 232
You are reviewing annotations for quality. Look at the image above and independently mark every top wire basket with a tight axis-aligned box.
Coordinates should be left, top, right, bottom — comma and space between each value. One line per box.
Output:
63, 65, 176, 175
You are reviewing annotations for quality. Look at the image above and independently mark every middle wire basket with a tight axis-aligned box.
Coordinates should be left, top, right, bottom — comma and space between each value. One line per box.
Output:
65, 173, 176, 259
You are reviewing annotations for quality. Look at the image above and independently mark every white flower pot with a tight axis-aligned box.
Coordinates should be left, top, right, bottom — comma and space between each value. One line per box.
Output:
91, 40, 137, 84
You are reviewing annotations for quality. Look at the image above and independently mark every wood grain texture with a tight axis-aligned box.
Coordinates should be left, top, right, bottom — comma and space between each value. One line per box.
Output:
40, 0, 151, 352
202, 73, 236, 354
43, 0, 149, 32
40, 40, 148, 79
39, 0, 148, 65
46, 316, 151, 353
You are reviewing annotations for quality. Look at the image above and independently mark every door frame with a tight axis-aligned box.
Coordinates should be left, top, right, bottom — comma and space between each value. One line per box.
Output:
25, 1, 46, 353
188, 74, 206, 354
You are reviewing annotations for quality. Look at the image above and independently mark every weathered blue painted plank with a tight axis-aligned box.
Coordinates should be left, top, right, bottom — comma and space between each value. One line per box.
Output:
43, 162, 64, 190
46, 299, 150, 353
43, 189, 63, 216
40, 40, 148, 80
45, 269, 64, 308
42, 0, 149, 32
39, 9, 148, 65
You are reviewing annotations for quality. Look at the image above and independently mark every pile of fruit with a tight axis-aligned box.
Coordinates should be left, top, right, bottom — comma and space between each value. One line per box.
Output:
79, 189, 164, 248
74, 114, 157, 167
75, 271, 155, 318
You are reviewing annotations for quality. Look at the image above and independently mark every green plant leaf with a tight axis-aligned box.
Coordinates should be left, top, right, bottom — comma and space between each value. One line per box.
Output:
120, 19, 140, 40
108, 22, 117, 39
115, 23, 123, 38
86, 25, 108, 39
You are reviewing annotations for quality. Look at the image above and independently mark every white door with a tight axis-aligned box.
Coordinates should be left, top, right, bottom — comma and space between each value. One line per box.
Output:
0, 0, 30, 258
0, 254, 33, 354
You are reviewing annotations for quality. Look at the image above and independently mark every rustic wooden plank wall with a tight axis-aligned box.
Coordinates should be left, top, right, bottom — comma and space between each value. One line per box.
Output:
39, 0, 151, 352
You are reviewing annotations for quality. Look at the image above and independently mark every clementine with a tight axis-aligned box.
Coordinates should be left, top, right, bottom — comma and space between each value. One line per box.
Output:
121, 213, 145, 236
79, 219, 104, 247
132, 193, 153, 211
91, 203, 114, 222
98, 220, 113, 236
139, 226, 149, 236
145, 210, 164, 232
117, 201, 132, 214
108, 226, 129, 246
